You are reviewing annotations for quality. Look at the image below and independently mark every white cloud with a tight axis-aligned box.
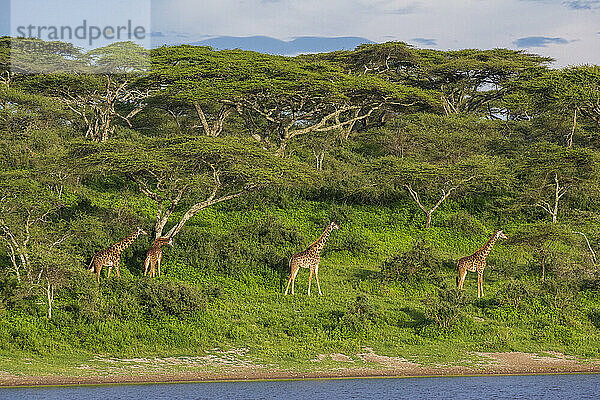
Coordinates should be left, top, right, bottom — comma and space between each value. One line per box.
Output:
151, 0, 600, 66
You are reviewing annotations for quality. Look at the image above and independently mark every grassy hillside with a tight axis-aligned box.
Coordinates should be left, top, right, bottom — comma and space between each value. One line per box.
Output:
2, 42, 600, 376
1, 196, 600, 374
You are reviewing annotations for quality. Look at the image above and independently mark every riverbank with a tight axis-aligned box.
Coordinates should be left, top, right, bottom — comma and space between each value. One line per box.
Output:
2, 350, 599, 387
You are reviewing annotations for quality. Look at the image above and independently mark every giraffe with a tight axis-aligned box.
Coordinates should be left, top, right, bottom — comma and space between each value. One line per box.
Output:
144, 237, 173, 278
285, 221, 340, 296
457, 230, 508, 298
88, 227, 148, 283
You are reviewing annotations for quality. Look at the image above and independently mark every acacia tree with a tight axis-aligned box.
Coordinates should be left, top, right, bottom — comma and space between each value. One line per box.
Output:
0, 36, 87, 86
70, 136, 312, 240
0, 168, 85, 320
317, 43, 550, 116
517, 142, 598, 224
508, 224, 581, 281
17, 42, 150, 142
518, 66, 600, 147
536, 172, 567, 224
372, 154, 510, 228
415, 48, 551, 116
0, 171, 70, 284
149, 46, 437, 156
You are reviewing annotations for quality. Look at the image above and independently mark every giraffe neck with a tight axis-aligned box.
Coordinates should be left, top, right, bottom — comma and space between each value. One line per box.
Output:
111, 230, 141, 254
310, 225, 333, 253
477, 232, 500, 259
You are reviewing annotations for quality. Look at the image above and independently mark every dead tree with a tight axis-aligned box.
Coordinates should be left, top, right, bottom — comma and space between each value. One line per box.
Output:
574, 231, 597, 267
313, 150, 325, 171
405, 176, 475, 229
537, 172, 567, 224
64, 75, 150, 142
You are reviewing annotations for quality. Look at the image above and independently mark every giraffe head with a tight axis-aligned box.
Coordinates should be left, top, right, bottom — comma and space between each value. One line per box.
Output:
166, 237, 174, 247
330, 221, 340, 230
137, 227, 149, 236
497, 230, 508, 239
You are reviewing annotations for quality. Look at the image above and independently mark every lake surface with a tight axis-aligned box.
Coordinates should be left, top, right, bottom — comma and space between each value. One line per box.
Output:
1, 374, 599, 400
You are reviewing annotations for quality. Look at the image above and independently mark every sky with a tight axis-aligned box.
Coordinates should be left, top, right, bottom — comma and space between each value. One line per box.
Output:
2, 0, 600, 66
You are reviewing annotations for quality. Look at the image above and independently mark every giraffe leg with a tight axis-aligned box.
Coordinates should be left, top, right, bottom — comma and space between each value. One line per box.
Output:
286, 265, 300, 295
284, 275, 292, 295
291, 267, 300, 295
477, 273, 482, 298
157, 255, 162, 277
107, 266, 112, 278
480, 273, 484, 297
144, 257, 150, 276
285, 271, 294, 295
285, 264, 296, 295
458, 268, 467, 290
115, 260, 120, 278
315, 266, 322, 296
308, 268, 314, 296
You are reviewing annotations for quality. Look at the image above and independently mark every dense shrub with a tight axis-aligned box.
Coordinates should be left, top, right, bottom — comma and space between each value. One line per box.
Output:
380, 240, 444, 284
422, 288, 467, 329
497, 278, 533, 308
437, 210, 486, 236
169, 215, 304, 276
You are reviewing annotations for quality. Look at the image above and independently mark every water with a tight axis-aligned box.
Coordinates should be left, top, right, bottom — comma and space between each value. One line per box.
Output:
1, 374, 599, 400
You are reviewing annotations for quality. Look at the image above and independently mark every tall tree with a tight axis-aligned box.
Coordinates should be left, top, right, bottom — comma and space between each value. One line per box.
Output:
370, 155, 508, 228
516, 142, 599, 223
517, 66, 600, 147
70, 136, 313, 240
17, 42, 150, 142
149, 46, 438, 155
321, 43, 551, 116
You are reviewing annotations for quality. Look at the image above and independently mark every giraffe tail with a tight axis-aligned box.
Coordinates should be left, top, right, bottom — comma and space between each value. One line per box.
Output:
87, 257, 94, 272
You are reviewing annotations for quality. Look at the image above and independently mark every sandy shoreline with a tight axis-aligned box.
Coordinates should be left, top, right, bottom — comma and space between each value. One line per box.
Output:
2, 351, 600, 388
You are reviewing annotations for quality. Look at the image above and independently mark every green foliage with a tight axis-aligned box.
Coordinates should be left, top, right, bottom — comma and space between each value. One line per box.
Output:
380, 240, 444, 284
497, 278, 533, 308
422, 288, 466, 329
170, 215, 305, 276
2, 40, 600, 366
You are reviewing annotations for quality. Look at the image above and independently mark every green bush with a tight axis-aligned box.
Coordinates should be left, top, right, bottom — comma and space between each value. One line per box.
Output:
497, 278, 533, 308
168, 215, 304, 277
380, 240, 444, 284
422, 288, 467, 329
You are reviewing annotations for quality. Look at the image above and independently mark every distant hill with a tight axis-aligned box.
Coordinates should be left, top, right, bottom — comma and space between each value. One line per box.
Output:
188, 35, 375, 55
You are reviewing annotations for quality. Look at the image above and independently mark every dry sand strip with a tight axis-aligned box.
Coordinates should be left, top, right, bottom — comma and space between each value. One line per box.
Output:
1, 352, 600, 387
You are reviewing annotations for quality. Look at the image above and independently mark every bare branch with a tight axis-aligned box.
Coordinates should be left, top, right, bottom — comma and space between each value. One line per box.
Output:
574, 231, 597, 267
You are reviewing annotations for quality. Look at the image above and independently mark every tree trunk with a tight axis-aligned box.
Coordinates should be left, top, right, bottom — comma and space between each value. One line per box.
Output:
276, 137, 289, 158
313, 150, 325, 171
537, 172, 566, 224
193, 102, 233, 137
46, 282, 54, 320
567, 108, 577, 148
541, 256, 545, 282
425, 212, 432, 229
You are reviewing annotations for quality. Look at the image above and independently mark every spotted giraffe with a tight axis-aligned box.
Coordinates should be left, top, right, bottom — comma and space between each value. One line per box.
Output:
144, 237, 173, 278
88, 227, 148, 283
285, 221, 340, 296
457, 230, 508, 298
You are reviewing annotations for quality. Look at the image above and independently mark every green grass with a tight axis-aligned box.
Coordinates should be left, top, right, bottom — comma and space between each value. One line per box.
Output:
1, 199, 600, 377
